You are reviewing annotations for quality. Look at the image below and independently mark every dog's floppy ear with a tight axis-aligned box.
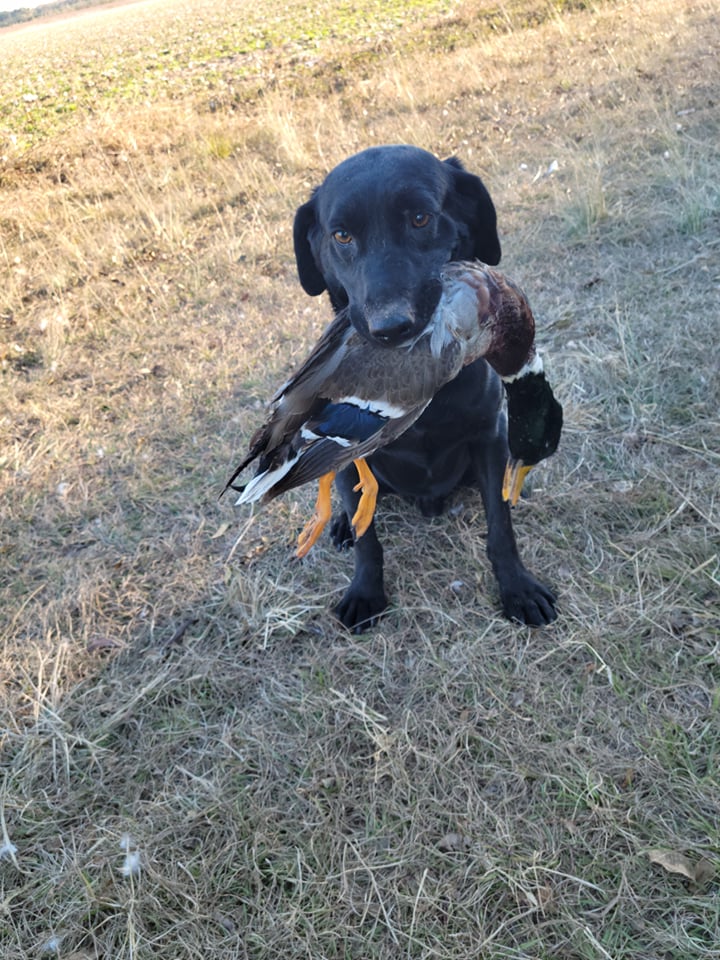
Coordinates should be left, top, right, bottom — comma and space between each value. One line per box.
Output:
443, 156, 502, 266
293, 196, 327, 296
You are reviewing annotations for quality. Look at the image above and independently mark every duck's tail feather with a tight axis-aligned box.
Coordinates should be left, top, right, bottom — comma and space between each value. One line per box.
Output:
253, 439, 348, 501
221, 421, 277, 500
234, 453, 301, 504
222, 455, 252, 498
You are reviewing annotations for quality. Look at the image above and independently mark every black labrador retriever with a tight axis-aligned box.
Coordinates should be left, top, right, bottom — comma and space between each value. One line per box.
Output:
293, 144, 557, 632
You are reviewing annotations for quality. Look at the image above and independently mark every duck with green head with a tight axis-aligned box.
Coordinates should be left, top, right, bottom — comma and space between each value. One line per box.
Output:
225, 261, 562, 555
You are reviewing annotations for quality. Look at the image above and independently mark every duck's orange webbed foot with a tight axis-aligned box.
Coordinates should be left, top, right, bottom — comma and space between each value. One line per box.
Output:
351, 458, 379, 539
296, 471, 336, 557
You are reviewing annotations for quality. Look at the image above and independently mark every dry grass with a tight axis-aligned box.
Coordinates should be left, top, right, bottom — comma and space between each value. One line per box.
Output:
1, 0, 719, 956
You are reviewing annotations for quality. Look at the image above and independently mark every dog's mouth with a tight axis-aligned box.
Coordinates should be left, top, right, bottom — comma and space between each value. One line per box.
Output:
363, 308, 419, 346
352, 277, 444, 347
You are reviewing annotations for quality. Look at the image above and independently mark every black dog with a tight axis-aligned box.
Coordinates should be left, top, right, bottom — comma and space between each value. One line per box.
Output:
293, 144, 557, 631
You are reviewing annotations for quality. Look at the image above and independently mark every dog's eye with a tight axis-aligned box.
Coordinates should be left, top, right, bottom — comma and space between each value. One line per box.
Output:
411, 212, 431, 229
333, 229, 353, 245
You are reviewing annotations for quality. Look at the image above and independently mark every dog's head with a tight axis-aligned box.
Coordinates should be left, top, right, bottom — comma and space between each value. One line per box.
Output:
293, 145, 501, 346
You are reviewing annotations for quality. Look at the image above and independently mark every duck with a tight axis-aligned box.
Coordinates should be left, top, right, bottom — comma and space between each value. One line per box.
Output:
224, 261, 562, 556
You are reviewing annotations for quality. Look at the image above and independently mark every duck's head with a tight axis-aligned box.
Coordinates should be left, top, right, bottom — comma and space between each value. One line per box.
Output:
502, 354, 563, 505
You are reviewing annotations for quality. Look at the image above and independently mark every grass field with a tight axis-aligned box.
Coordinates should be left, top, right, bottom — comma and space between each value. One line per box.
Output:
1, 0, 719, 956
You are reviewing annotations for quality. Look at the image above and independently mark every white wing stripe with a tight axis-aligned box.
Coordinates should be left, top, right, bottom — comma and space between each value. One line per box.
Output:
300, 426, 352, 447
336, 395, 407, 419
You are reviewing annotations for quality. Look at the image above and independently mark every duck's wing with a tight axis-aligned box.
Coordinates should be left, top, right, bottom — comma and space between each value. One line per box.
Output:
268, 398, 431, 495
228, 300, 466, 503
229, 381, 428, 505
275, 327, 467, 485
271, 310, 356, 405
222, 313, 356, 496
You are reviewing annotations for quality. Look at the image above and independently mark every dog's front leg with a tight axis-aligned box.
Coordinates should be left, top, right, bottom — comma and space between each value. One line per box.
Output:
474, 432, 558, 626
330, 466, 388, 632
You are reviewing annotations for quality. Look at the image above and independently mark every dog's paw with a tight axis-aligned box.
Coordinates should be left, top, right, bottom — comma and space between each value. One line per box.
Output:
334, 584, 388, 634
500, 573, 557, 627
330, 512, 354, 550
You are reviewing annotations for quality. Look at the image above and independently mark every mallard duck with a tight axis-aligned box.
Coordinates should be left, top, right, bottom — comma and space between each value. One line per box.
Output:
224, 261, 562, 556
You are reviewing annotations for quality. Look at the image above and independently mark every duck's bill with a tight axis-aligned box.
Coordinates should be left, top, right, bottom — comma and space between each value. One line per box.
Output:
502, 459, 533, 506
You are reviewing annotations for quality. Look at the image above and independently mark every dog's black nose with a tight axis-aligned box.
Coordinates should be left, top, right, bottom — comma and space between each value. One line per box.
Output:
368, 313, 416, 345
